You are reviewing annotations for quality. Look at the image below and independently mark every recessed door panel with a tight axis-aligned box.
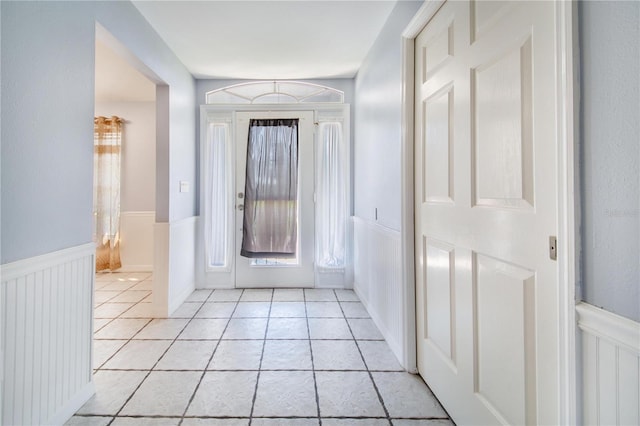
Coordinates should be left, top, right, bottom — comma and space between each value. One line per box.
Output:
424, 239, 456, 366
423, 21, 454, 82
472, 38, 533, 209
474, 253, 536, 426
423, 85, 454, 204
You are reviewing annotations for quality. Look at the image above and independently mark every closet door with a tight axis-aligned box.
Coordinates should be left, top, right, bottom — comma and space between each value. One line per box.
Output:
415, 1, 561, 424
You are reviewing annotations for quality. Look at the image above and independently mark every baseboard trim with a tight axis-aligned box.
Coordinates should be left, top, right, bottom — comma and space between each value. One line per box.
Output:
117, 265, 153, 273
47, 381, 95, 426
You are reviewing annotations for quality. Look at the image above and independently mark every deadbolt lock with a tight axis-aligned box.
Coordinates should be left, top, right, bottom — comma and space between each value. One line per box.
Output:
238, 192, 244, 199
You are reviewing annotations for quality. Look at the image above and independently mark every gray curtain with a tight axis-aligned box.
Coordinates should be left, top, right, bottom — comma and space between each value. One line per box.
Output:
241, 119, 299, 258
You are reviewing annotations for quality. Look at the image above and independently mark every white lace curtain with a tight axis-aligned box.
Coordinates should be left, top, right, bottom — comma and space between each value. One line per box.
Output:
317, 122, 347, 268
94, 116, 123, 271
205, 123, 229, 268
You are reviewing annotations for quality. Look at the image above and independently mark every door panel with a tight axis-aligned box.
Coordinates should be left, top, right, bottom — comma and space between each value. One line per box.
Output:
415, 1, 559, 424
235, 111, 315, 288
474, 253, 536, 425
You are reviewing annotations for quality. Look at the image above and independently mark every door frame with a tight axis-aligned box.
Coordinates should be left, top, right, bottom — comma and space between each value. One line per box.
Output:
198, 103, 352, 289
399, 1, 578, 424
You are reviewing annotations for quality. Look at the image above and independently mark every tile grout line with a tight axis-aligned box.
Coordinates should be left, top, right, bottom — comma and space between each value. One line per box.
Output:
84, 284, 451, 425
105, 290, 212, 426
93, 275, 153, 333
178, 289, 243, 425
94, 280, 190, 370
304, 289, 323, 426
93, 299, 153, 358
93, 316, 154, 372
336, 289, 393, 426
248, 288, 275, 425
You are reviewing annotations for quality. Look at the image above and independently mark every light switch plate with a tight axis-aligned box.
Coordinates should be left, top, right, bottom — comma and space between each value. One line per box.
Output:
179, 181, 190, 193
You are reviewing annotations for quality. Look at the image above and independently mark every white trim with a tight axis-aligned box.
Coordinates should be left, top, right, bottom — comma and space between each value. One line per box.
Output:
47, 381, 95, 426
154, 217, 198, 317
400, 0, 577, 421
402, 0, 445, 39
0, 242, 96, 281
352, 216, 404, 364
120, 211, 156, 218
205, 80, 344, 104
170, 278, 196, 316
577, 302, 640, 425
400, 0, 446, 374
117, 265, 153, 273
153, 222, 170, 317
556, 1, 578, 424
577, 303, 640, 355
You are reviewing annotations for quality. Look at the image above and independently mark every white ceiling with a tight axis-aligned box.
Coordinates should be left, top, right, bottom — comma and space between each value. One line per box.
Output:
132, 0, 399, 79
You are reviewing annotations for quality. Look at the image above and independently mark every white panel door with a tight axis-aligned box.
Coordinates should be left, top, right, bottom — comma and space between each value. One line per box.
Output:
235, 111, 315, 288
415, 1, 560, 424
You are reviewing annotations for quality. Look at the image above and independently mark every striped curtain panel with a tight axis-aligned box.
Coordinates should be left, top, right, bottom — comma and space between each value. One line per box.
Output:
94, 116, 123, 271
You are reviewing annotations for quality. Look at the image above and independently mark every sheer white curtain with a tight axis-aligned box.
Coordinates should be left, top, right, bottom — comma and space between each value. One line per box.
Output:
317, 122, 347, 268
205, 123, 229, 268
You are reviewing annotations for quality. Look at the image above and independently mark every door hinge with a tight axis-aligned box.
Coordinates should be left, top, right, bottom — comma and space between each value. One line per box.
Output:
313, 192, 317, 203
549, 236, 557, 261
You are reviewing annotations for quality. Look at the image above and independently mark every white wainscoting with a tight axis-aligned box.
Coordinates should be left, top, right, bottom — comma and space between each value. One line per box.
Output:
1, 243, 95, 425
153, 217, 197, 317
119, 211, 155, 272
577, 302, 640, 425
352, 217, 404, 365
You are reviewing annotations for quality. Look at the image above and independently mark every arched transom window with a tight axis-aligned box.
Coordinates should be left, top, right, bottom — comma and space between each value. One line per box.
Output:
205, 81, 344, 104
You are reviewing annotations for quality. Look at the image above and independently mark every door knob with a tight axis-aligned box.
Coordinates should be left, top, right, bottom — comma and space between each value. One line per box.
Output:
237, 204, 244, 211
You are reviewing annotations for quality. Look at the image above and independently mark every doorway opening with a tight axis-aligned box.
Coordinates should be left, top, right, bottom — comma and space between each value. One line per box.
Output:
94, 23, 171, 317
94, 36, 156, 273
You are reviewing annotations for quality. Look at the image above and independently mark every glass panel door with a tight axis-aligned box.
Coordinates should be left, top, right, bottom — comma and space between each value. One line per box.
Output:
235, 111, 315, 287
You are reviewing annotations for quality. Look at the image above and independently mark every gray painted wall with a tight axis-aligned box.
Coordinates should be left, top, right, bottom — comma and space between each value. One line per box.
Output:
580, 1, 640, 321
2, 2, 95, 264
1, 1, 196, 264
354, 1, 422, 231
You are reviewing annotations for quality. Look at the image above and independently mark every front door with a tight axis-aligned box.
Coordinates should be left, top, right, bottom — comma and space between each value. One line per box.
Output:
235, 111, 315, 288
415, 1, 561, 424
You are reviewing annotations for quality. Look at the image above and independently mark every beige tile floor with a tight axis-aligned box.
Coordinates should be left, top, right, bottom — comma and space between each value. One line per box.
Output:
67, 272, 453, 425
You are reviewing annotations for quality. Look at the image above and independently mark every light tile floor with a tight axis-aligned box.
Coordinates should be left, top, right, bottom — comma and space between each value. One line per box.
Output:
68, 272, 453, 425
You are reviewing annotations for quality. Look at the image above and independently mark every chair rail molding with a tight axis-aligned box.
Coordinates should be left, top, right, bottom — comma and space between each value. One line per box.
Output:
577, 302, 640, 425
